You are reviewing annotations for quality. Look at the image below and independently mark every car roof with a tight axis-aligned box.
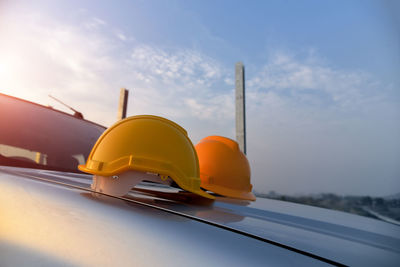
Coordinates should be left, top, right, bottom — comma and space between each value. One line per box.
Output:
1, 166, 332, 267
1, 166, 399, 266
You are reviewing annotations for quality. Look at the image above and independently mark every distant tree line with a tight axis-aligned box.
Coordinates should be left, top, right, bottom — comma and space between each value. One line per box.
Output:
255, 191, 400, 222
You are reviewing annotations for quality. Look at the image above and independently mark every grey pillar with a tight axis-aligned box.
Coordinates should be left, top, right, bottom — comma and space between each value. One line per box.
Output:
235, 62, 246, 154
117, 88, 129, 120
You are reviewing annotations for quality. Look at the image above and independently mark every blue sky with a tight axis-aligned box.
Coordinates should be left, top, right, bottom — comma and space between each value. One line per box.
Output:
0, 0, 399, 196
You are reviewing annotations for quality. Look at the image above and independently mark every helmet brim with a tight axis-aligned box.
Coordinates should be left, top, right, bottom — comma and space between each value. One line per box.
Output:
202, 183, 256, 201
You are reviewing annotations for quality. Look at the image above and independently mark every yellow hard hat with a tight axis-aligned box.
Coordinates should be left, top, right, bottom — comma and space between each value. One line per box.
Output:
79, 115, 213, 199
195, 136, 256, 201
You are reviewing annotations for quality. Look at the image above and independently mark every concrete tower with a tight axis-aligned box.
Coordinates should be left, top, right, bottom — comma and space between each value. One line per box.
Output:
235, 62, 246, 154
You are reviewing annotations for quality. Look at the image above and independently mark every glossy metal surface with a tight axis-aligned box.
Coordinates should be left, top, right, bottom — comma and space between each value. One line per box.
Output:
1, 166, 400, 266
148, 193, 400, 267
0, 167, 328, 267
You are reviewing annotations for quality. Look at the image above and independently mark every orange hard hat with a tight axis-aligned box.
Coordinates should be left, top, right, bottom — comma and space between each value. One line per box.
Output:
195, 136, 256, 201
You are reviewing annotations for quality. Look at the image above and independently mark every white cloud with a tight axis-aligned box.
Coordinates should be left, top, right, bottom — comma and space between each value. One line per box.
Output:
248, 52, 386, 111
0, 13, 122, 125
0, 11, 232, 132
116, 32, 127, 41
128, 45, 223, 88
224, 77, 234, 86
84, 17, 106, 30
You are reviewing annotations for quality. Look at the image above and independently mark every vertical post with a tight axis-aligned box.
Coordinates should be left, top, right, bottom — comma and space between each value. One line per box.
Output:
235, 62, 246, 154
117, 88, 129, 120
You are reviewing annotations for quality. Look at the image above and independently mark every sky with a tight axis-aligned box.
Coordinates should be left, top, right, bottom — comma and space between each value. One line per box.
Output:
0, 0, 399, 196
